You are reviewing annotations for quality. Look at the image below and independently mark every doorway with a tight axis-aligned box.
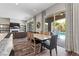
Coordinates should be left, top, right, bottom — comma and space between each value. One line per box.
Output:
45, 11, 66, 48
53, 12, 66, 48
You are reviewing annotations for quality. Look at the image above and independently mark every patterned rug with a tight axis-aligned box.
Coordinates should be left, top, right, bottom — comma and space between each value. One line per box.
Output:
13, 38, 42, 56
13, 38, 65, 56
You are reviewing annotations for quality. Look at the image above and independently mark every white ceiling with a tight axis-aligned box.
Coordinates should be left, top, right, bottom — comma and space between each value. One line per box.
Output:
0, 3, 55, 20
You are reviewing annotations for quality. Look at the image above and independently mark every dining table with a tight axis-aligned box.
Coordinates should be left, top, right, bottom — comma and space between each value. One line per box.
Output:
33, 33, 51, 51
33, 33, 51, 41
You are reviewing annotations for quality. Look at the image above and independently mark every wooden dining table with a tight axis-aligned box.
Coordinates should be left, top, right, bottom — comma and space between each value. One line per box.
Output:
33, 33, 51, 51
33, 33, 51, 41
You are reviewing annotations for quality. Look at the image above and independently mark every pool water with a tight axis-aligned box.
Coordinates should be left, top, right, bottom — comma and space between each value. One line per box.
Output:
58, 32, 65, 40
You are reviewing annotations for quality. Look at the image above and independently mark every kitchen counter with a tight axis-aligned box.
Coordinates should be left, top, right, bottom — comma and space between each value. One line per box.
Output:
0, 33, 8, 42
0, 33, 13, 56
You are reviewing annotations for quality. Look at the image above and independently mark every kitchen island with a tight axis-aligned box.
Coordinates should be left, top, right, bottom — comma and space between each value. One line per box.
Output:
0, 33, 13, 56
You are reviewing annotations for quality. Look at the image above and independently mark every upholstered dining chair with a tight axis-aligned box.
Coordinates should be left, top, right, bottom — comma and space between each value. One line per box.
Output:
27, 32, 41, 55
42, 35, 58, 56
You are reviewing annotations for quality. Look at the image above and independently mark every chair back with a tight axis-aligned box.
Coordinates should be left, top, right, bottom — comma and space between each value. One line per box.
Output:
33, 32, 39, 34
27, 32, 32, 40
27, 32, 35, 43
50, 35, 58, 49
43, 32, 49, 35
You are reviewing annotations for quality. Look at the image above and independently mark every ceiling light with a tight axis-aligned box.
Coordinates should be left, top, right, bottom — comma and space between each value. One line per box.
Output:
0, 25, 3, 28
45, 23, 48, 25
33, 9, 37, 12
60, 13, 63, 15
16, 3, 19, 5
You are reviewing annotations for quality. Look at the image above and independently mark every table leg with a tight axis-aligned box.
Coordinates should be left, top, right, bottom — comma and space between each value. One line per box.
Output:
41, 41, 44, 52
41, 43, 43, 51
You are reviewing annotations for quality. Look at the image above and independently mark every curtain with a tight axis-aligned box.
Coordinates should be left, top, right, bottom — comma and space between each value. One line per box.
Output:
65, 3, 74, 51
65, 3, 79, 54
73, 3, 79, 54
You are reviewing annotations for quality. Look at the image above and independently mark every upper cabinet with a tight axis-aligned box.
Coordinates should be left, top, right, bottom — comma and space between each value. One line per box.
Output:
0, 18, 10, 24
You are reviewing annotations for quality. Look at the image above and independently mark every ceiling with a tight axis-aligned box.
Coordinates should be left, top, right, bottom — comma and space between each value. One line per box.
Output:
0, 3, 55, 20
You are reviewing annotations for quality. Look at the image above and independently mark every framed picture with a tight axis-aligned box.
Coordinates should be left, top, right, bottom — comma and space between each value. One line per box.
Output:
37, 22, 40, 29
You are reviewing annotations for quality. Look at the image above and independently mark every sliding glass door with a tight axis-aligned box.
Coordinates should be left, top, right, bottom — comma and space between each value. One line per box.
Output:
53, 11, 66, 48
45, 11, 66, 48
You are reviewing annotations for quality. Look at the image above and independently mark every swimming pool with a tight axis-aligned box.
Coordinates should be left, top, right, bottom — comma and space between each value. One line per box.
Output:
58, 32, 65, 40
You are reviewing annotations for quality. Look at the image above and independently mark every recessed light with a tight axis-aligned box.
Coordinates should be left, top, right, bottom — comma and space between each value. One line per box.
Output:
45, 23, 48, 25
16, 3, 19, 5
60, 13, 63, 15
60, 12, 64, 16
33, 9, 37, 12
0, 25, 3, 28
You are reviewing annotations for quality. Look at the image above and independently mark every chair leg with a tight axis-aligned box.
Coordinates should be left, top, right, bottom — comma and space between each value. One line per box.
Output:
38, 44, 41, 53
41, 44, 42, 51
41, 41, 43, 52
39, 44, 41, 53
50, 50, 52, 56
55, 47, 57, 55
34, 47, 36, 55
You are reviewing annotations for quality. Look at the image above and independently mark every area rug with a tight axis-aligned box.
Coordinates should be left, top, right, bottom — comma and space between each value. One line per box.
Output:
13, 38, 42, 56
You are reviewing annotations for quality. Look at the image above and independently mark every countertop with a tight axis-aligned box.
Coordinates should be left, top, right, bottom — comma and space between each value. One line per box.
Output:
0, 33, 8, 42
0, 33, 13, 56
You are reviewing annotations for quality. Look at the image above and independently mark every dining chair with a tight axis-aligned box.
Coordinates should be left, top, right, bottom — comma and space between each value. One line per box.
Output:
43, 32, 49, 35
42, 35, 58, 56
27, 32, 41, 55
33, 32, 39, 34
27, 32, 31, 41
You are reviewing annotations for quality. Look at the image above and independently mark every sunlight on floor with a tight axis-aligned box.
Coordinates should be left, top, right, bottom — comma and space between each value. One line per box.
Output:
58, 35, 65, 40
